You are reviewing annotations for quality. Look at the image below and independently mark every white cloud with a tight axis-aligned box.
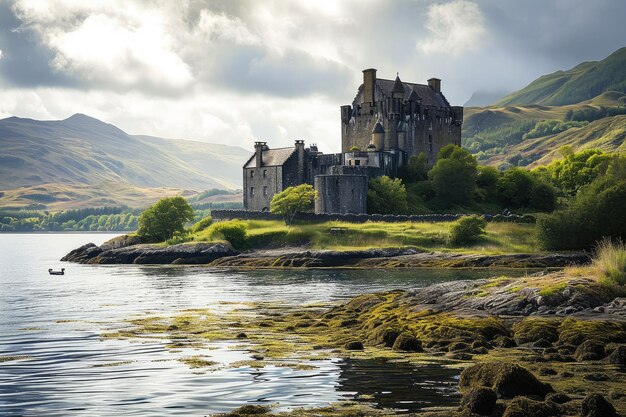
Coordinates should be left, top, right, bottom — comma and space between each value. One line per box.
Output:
418, 0, 486, 55
0, 49, 3, 59
196, 10, 259, 46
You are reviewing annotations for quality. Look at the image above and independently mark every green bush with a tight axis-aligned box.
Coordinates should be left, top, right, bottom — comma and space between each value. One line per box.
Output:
537, 161, 626, 250
429, 145, 478, 204
190, 216, 213, 233
208, 220, 248, 249
367, 176, 408, 214
449, 215, 487, 246
166, 230, 189, 245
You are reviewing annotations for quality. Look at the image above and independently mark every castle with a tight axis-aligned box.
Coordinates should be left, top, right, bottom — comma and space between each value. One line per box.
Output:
243, 69, 463, 214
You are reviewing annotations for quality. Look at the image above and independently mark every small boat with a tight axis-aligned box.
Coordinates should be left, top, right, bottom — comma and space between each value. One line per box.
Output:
48, 268, 65, 275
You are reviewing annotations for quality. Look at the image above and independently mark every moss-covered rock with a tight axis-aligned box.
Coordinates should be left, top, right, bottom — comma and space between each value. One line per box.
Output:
459, 363, 552, 399
460, 387, 497, 415
391, 333, 422, 352
558, 318, 626, 345
604, 345, 626, 365
221, 404, 272, 416
502, 397, 561, 417
581, 394, 617, 417
574, 339, 606, 361
512, 318, 560, 344
344, 341, 364, 351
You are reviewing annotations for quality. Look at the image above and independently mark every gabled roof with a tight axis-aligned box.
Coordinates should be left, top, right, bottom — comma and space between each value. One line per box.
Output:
375, 78, 451, 107
243, 147, 296, 168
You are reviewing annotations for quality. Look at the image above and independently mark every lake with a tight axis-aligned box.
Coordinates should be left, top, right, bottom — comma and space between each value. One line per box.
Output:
0, 234, 530, 416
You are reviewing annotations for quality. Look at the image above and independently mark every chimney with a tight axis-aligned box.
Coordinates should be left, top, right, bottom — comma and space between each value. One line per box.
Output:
428, 78, 441, 93
295, 140, 305, 182
254, 141, 266, 168
362, 68, 377, 104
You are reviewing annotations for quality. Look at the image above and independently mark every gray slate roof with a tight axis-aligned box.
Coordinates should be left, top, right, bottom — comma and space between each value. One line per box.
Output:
375, 79, 450, 107
244, 147, 295, 168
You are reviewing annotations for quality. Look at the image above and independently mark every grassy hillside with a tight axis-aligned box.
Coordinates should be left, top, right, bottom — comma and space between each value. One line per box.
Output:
485, 115, 626, 168
463, 91, 626, 164
496, 47, 626, 106
0, 114, 248, 209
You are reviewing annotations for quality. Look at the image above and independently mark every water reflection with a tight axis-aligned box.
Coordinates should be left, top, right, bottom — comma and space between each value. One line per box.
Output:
337, 358, 459, 412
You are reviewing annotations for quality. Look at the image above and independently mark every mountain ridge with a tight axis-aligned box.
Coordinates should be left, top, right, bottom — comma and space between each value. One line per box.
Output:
0, 113, 249, 209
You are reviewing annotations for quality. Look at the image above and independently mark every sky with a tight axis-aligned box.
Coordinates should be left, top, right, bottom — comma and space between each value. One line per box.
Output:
0, 0, 625, 153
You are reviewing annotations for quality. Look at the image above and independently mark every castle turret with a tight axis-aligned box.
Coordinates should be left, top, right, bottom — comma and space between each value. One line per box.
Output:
392, 74, 404, 99
371, 121, 384, 150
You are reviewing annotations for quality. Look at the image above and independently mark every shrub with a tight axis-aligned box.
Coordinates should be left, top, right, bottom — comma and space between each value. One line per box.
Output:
367, 176, 408, 214
137, 196, 195, 242
190, 216, 213, 233
592, 238, 626, 286
166, 230, 189, 245
207, 220, 248, 249
270, 184, 316, 225
536, 166, 626, 250
449, 215, 487, 246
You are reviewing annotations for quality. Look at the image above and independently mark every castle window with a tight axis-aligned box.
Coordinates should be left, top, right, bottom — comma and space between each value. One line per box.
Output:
250, 170, 254, 178
355, 160, 361, 166
370, 110, 373, 115
429, 121, 433, 131
263, 186, 267, 197
250, 187, 255, 197
428, 135, 433, 153
263, 170, 267, 178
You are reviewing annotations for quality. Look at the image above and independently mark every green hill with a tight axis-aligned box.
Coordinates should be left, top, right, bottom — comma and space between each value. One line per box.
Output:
0, 114, 248, 209
484, 115, 626, 168
496, 47, 626, 106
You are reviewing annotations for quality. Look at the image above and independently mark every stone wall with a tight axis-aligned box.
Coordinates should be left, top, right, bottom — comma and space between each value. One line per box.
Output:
211, 209, 504, 223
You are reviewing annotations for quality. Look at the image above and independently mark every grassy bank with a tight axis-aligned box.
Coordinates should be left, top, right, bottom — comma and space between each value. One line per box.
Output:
186, 219, 539, 254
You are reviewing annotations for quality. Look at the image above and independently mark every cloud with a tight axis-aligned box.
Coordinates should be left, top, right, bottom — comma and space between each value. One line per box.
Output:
418, 0, 486, 55
0, 49, 3, 59
2, 0, 626, 151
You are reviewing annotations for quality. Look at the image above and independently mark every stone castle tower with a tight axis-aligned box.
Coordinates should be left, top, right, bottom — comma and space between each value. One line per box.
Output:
340, 69, 463, 165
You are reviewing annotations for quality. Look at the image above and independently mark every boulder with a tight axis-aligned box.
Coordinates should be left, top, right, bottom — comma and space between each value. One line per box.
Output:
575, 339, 606, 361
459, 363, 552, 399
60, 243, 102, 262
345, 341, 364, 350
545, 392, 571, 404
391, 333, 422, 352
99, 234, 142, 251
460, 387, 497, 415
581, 394, 617, 417
502, 397, 561, 417
604, 345, 626, 365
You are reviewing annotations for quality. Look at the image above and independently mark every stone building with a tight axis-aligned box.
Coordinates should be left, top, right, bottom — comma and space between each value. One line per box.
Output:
341, 69, 463, 165
243, 69, 463, 214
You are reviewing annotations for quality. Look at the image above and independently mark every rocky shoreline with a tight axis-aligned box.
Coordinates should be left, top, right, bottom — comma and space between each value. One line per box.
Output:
104, 269, 626, 417
62, 235, 590, 269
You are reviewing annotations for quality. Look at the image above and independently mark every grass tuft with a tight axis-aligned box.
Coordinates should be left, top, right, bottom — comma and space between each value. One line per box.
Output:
592, 238, 626, 285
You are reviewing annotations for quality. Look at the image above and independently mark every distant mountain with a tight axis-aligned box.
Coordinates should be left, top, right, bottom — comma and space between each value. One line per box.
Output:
495, 47, 626, 106
0, 114, 249, 208
464, 91, 508, 107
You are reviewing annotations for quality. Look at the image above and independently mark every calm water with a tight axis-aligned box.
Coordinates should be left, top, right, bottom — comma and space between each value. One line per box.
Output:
0, 234, 527, 416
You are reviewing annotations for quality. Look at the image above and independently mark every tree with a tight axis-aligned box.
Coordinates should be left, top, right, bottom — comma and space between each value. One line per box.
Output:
367, 176, 408, 214
428, 145, 478, 204
137, 196, 194, 242
399, 153, 428, 183
270, 184, 316, 225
